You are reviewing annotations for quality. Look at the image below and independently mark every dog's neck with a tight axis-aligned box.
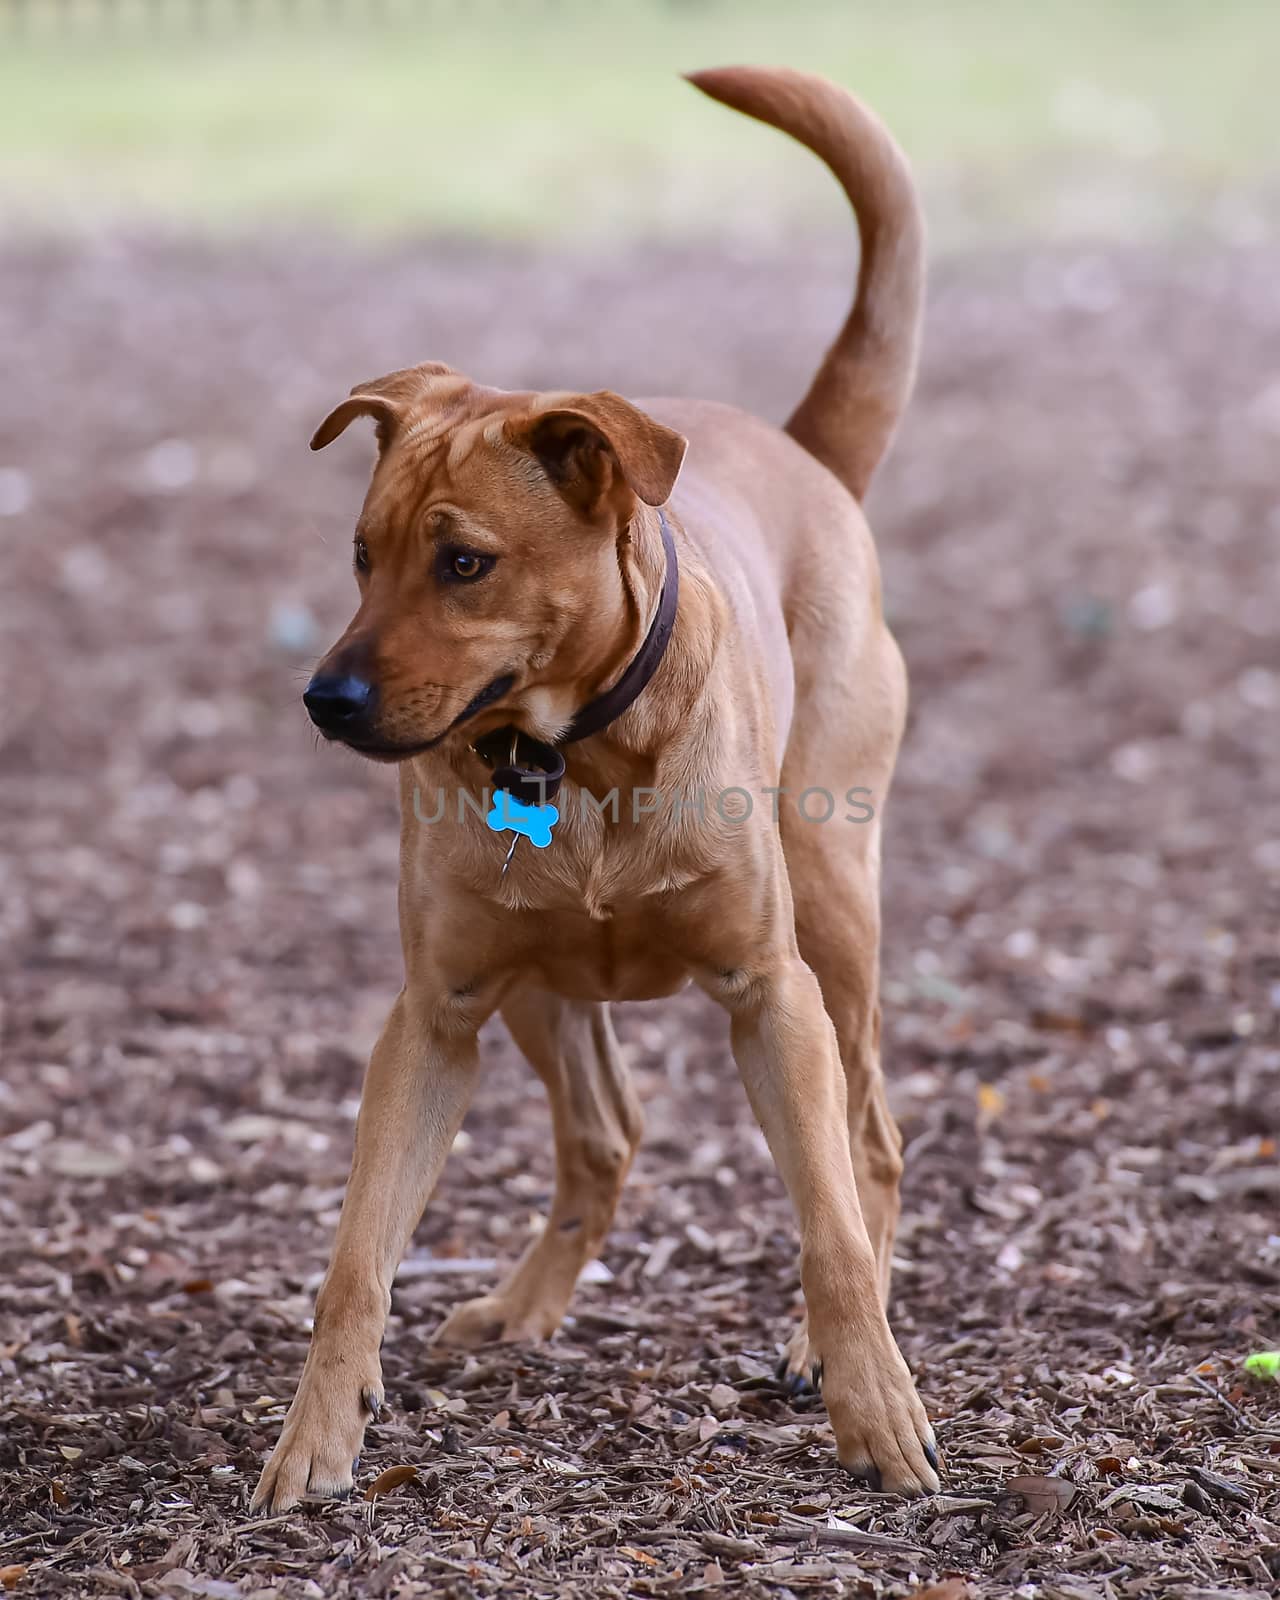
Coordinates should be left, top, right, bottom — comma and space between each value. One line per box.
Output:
555, 516, 720, 785
474, 506, 713, 801
577, 505, 677, 722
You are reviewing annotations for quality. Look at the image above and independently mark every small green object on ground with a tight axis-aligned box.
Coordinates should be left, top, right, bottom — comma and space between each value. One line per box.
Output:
1243, 1351, 1280, 1378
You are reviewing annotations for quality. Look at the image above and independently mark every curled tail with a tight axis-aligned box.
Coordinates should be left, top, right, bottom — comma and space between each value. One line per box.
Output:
686, 66, 925, 502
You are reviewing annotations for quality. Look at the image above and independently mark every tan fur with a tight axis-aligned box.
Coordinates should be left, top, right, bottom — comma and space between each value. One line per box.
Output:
687, 67, 925, 500
253, 65, 937, 1513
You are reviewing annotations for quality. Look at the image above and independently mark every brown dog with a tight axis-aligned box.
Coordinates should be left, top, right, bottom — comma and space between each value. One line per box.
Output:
253, 65, 937, 1512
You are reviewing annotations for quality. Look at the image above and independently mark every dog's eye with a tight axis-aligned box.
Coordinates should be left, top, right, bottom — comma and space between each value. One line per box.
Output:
354, 537, 370, 574
439, 547, 495, 584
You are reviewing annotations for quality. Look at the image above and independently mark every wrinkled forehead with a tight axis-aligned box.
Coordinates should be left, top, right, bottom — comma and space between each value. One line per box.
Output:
367, 380, 533, 515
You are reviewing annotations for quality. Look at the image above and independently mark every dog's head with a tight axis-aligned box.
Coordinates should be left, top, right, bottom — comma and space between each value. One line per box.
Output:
301, 363, 686, 761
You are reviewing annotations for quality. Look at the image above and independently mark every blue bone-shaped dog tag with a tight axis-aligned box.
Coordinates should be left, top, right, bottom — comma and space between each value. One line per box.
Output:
486, 789, 559, 848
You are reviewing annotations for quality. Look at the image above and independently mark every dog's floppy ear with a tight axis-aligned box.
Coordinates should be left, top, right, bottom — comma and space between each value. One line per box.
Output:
507, 391, 687, 514
310, 363, 457, 452
310, 392, 401, 452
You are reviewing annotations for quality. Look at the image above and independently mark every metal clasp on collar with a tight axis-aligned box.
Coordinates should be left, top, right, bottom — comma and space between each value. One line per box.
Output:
479, 730, 561, 877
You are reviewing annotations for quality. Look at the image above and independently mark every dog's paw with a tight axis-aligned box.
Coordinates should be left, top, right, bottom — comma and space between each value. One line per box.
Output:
776, 1315, 821, 1395
433, 1293, 561, 1350
823, 1343, 940, 1497
251, 1358, 383, 1514
779, 1314, 939, 1494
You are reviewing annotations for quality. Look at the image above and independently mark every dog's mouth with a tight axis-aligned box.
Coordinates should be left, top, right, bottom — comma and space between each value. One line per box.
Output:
330, 673, 516, 764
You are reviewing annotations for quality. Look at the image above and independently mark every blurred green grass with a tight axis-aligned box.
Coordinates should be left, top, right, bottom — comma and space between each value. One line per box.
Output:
1, 0, 1276, 247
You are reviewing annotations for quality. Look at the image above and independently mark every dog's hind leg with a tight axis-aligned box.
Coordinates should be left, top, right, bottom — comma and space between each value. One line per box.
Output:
434, 990, 642, 1347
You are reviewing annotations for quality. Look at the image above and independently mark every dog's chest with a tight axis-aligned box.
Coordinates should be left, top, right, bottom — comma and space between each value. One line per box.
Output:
505, 793, 723, 916
498, 803, 738, 1002
521, 904, 693, 1002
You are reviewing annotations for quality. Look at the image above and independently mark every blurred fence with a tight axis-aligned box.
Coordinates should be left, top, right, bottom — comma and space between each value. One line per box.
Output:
2, 0, 721, 31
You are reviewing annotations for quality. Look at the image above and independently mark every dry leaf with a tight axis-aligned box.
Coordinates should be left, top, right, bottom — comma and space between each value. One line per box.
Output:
0, 1569, 26, 1593
708, 1383, 739, 1415
1014, 1434, 1065, 1455
1187, 1464, 1253, 1506
620, 1547, 660, 1567
363, 1464, 418, 1501
642, 1236, 681, 1279
910, 1583, 973, 1600
46, 1144, 128, 1178
1030, 1009, 1087, 1036
1100, 1483, 1190, 1515
977, 1083, 1005, 1120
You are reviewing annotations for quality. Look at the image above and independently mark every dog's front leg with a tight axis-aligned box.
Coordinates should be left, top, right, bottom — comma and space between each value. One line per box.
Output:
252, 990, 480, 1513
722, 956, 939, 1495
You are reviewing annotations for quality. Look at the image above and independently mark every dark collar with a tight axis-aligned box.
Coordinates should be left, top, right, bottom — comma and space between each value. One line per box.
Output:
471, 509, 679, 804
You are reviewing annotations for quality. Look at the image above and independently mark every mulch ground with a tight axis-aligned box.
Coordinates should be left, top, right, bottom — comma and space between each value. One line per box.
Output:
1, 233, 1279, 1598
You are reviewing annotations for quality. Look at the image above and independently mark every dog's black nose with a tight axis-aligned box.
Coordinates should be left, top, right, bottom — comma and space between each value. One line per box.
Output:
303, 673, 375, 734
